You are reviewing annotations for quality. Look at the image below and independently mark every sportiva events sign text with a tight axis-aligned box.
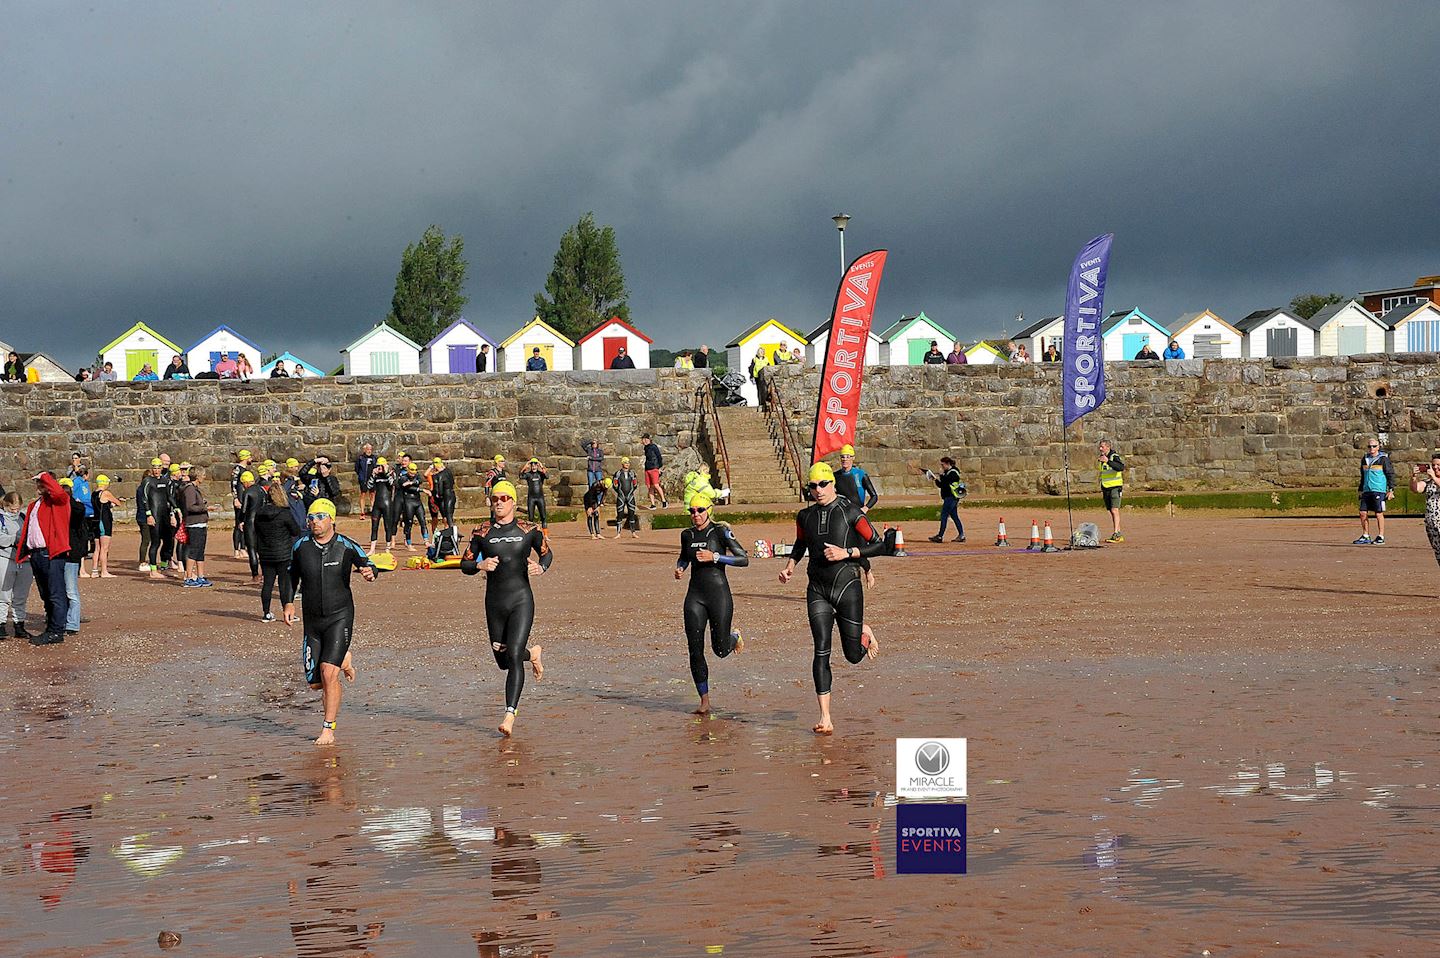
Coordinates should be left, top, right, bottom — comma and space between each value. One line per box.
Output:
812, 249, 888, 462
896, 803, 967, 874
896, 738, 967, 799
1062, 233, 1114, 427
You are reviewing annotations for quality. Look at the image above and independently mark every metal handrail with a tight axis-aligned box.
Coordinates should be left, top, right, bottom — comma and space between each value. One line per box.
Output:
694, 379, 733, 494
760, 370, 806, 500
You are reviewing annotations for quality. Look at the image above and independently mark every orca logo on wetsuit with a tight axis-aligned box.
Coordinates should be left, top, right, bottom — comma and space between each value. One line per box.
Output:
489, 535, 525, 544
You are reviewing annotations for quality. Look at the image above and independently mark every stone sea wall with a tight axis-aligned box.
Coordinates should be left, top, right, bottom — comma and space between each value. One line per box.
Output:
764, 354, 1437, 496
0, 370, 715, 513
2, 357, 1435, 509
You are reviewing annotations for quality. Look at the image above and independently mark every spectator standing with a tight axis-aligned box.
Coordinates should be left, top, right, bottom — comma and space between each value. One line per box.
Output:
923, 341, 946, 364
236, 354, 254, 379
946, 341, 967, 365
18, 472, 71, 645
1162, 341, 1185, 359
3, 352, 25, 382
1134, 343, 1160, 360
1097, 439, 1126, 543
1042, 343, 1061, 362
694, 345, 711, 368
1006, 341, 1020, 361
1014, 345, 1032, 363
525, 347, 548, 371
354, 444, 378, 518
1355, 437, 1395, 545
98, 362, 117, 381
270, 361, 290, 378
133, 363, 159, 382
1410, 452, 1440, 566
254, 481, 302, 621
788, 346, 803, 366
925, 457, 966, 542
59, 478, 88, 634
610, 346, 637, 369
0, 492, 32, 638
179, 465, 213, 588
642, 433, 667, 509
476, 343, 490, 371
581, 438, 606, 489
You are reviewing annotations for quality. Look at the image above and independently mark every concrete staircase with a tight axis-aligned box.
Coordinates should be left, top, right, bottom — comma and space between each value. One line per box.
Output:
714, 405, 802, 504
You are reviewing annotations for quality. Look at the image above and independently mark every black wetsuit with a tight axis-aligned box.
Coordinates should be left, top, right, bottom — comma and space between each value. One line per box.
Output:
169, 478, 188, 564
241, 482, 266, 576
284, 533, 373, 684
397, 471, 427, 543
522, 467, 547, 526
369, 467, 398, 543
460, 519, 553, 712
135, 474, 154, 564
145, 474, 176, 567
790, 497, 890, 694
582, 481, 607, 536
834, 467, 879, 512
230, 463, 250, 551
430, 467, 456, 528
613, 469, 639, 533
677, 522, 749, 695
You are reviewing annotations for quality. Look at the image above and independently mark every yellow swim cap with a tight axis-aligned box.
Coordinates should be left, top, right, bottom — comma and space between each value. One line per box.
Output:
808, 461, 835, 484
96, 475, 110, 486
59, 477, 74, 488
603, 477, 613, 488
239, 450, 252, 460
150, 458, 163, 467
494, 454, 505, 462
169, 464, 181, 474
398, 451, 408, 458
528, 457, 540, 465
376, 456, 388, 465
840, 444, 856, 456
407, 462, 419, 472
308, 498, 336, 519
240, 471, 255, 483
621, 456, 631, 464
490, 480, 518, 500
285, 457, 299, 468
688, 493, 714, 510
433, 457, 443, 464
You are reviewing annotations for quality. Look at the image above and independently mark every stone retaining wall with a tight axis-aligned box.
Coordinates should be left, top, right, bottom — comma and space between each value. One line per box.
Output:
763, 354, 1435, 496
0, 370, 713, 513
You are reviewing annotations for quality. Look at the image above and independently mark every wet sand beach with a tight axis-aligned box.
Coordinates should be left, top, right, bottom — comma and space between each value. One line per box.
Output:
2, 512, 1437, 956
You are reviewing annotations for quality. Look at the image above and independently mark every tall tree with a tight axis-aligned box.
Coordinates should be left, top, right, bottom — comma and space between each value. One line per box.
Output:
386, 225, 469, 345
534, 212, 630, 341
1289, 292, 1343, 320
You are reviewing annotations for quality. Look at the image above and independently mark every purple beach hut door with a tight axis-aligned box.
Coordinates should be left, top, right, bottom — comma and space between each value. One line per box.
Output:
448, 344, 477, 373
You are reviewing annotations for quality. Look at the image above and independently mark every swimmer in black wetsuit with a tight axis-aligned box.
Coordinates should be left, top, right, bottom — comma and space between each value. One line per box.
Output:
368, 458, 398, 552
427, 457, 456, 529
522, 458, 548, 528
582, 477, 610, 539
613, 458, 640, 538
283, 498, 377, 746
674, 493, 747, 714
460, 480, 552, 737
397, 462, 428, 550
778, 461, 892, 735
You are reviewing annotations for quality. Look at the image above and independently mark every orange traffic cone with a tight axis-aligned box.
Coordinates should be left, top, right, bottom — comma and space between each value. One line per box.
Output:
995, 516, 1008, 546
893, 526, 908, 557
1026, 519, 1041, 550
1042, 520, 1059, 552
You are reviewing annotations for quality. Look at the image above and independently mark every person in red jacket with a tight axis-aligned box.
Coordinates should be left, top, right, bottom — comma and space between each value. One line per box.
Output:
18, 472, 71, 645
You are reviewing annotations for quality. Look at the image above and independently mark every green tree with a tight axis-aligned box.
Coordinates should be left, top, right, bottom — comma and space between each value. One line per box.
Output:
386, 225, 469, 345
533, 212, 630, 341
1289, 292, 1343, 320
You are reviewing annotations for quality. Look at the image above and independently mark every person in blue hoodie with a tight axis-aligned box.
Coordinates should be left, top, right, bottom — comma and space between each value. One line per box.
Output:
1162, 340, 1186, 360
1355, 437, 1395, 545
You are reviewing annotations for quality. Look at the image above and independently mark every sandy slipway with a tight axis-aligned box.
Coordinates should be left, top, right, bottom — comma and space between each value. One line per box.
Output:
2, 512, 1438, 956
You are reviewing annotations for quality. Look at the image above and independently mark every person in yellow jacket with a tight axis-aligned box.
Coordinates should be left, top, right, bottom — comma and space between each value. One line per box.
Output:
1097, 439, 1125, 543
682, 464, 729, 506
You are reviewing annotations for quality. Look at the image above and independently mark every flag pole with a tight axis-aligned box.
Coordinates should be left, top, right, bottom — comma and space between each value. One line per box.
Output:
1062, 418, 1075, 548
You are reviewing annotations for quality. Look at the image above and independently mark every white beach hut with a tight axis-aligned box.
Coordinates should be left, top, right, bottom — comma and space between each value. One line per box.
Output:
1170, 310, 1243, 359
1236, 309, 1318, 359
1384, 302, 1440, 353
340, 324, 423, 376
99, 322, 184, 381
1310, 301, 1387, 356
187, 325, 265, 375
1015, 315, 1065, 360
499, 317, 576, 372
422, 318, 499, 374
576, 317, 653, 370
877, 312, 959, 366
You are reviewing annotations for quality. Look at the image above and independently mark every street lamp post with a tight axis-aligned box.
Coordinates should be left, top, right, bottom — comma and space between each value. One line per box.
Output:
832, 214, 850, 274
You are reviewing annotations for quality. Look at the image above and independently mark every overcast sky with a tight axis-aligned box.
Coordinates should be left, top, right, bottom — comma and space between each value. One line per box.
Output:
5, 2, 1439, 369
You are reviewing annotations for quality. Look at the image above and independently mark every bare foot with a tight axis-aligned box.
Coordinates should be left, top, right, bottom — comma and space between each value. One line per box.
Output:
861, 625, 879, 660
340, 652, 356, 683
499, 713, 515, 737
148, 571, 167, 580
100, 572, 117, 579
812, 721, 834, 735
314, 728, 336, 746
529, 644, 544, 680
693, 693, 711, 715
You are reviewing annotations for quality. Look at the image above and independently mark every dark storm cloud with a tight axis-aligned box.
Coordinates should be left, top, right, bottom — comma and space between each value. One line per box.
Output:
4, 2, 1438, 368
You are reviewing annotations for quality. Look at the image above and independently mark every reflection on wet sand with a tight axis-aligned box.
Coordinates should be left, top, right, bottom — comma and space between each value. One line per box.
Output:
24, 805, 91, 909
